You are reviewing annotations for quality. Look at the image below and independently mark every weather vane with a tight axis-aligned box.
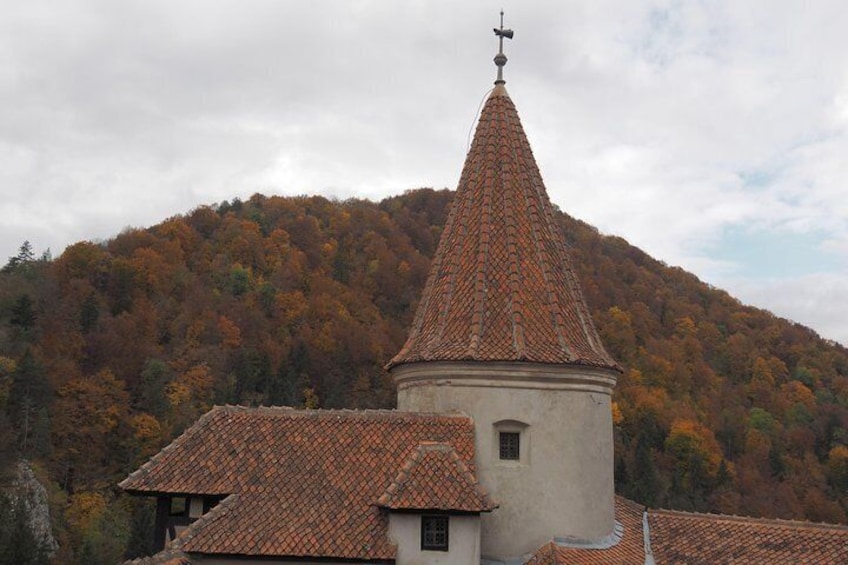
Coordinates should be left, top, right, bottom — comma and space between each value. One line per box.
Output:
493, 10, 514, 85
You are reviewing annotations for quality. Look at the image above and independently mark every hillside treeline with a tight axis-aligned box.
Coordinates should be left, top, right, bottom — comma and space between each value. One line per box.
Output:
0, 189, 847, 563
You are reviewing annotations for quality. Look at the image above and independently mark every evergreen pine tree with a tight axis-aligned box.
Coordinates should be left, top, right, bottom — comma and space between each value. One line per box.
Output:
629, 432, 662, 507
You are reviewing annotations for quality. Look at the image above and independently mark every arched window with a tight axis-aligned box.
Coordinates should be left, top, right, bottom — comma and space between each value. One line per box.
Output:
493, 419, 529, 465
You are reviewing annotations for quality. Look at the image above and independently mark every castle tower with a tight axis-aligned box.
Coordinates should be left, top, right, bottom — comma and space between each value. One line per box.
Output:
387, 15, 621, 561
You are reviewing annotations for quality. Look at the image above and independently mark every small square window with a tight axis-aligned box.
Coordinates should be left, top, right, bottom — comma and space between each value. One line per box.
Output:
169, 496, 187, 517
421, 515, 449, 551
499, 432, 520, 460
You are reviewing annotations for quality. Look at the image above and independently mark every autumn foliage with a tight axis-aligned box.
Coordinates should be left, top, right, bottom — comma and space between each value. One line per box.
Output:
1, 189, 847, 563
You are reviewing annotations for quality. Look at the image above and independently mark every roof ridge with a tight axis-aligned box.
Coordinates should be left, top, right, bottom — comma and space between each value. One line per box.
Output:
376, 444, 426, 506
213, 405, 473, 420
468, 146, 494, 358
502, 103, 527, 358
649, 508, 848, 531
446, 444, 498, 510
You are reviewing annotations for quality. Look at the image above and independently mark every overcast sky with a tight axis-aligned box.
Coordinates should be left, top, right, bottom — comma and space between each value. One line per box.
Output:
2, 0, 846, 346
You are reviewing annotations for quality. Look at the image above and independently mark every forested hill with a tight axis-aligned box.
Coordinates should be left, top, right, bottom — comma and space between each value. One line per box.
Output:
1, 189, 847, 564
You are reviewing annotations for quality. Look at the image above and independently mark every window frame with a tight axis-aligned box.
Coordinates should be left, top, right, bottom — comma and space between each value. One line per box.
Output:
493, 419, 530, 465
499, 431, 520, 460
420, 515, 449, 552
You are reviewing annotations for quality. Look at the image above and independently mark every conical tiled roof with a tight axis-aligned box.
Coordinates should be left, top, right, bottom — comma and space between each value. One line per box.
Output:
389, 85, 618, 371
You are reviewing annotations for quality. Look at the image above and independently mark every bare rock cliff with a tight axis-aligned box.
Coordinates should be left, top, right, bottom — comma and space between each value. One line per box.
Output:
13, 460, 58, 554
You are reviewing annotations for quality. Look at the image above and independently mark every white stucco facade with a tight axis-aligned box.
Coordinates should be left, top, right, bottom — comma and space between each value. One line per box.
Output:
388, 513, 482, 565
393, 361, 618, 561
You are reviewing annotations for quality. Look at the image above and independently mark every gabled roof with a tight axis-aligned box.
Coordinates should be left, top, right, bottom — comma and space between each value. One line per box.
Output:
648, 508, 848, 564
119, 406, 482, 561
388, 85, 618, 371
377, 442, 497, 512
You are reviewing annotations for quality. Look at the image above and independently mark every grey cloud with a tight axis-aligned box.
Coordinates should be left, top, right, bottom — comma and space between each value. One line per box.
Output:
0, 0, 846, 344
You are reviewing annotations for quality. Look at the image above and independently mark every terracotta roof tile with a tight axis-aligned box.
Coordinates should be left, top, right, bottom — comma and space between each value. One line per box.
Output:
648, 508, 848, 564
521, 497, 848, 564
523, 497, 646, 565
388, 85, 618, 371
376, 442, 497, 512
119, 406, 477, 560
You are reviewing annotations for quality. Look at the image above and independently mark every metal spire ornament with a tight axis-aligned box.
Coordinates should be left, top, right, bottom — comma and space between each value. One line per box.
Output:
493, 10, 514, 85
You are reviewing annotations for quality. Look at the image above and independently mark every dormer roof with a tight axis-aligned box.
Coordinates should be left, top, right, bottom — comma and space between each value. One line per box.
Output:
389, 86, 618, 371
377, 442, 497, 513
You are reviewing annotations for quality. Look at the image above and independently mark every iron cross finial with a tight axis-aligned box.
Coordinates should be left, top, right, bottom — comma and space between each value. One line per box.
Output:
493, 10, 514, 85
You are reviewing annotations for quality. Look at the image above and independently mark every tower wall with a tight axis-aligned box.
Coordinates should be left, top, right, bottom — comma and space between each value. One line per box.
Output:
394, 361, 618, 560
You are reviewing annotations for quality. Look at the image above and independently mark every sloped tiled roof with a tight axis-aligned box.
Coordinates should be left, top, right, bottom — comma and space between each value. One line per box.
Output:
648, 508, 848, 564
376, 442, 497, 512
120, 406, 479, 561
388, 85, 618, 371
523, 497, 646, 565
522, 497, 848, 564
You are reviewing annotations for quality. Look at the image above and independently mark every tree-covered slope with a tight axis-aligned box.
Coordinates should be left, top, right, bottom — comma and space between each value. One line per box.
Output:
1, 188, 847, 563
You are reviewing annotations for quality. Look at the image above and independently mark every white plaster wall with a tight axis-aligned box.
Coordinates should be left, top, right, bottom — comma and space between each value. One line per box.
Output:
388, 513, 481, 565
394, 362, 617, 561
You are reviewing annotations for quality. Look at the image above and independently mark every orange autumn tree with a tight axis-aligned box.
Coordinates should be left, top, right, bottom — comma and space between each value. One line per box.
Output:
2, 189, 848, 564
664, 418, 724, 508
51, 369, 130, 491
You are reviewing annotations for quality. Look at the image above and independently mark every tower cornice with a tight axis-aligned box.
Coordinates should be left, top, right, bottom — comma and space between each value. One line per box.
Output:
392, 360, 618, 396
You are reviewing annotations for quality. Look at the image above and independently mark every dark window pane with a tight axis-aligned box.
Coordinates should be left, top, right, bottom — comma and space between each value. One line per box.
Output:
169, 497, 187, 516
202, 497, 220, 514
421, 515, 449, 551
500, 432, 520, 460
